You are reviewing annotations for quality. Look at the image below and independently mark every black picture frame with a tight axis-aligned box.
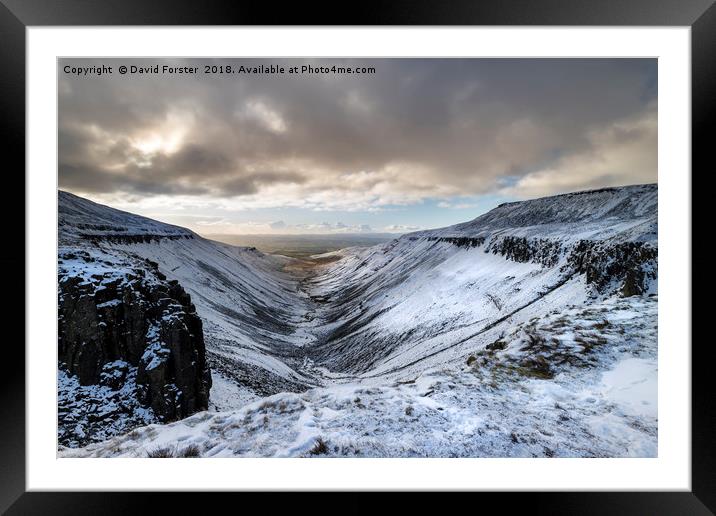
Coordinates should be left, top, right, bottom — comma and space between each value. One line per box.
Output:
1, 0, 710, 512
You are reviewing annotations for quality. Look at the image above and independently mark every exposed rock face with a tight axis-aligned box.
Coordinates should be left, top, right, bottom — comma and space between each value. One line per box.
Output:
424, 236, 486, 249
58, 251, 211, 445
79, 233, 193, 244
428, 233, 656, 297
487, 236, 563, 268
564, 240, 657, 296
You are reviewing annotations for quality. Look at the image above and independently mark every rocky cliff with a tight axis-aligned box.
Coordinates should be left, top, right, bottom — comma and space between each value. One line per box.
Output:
58, 249, 211, 447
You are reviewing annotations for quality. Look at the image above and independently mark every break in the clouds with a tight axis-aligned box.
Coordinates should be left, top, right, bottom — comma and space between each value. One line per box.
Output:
59, 58, 656, 234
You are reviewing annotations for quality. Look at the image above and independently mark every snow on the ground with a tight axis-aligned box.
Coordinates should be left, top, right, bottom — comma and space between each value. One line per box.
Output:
597, 358, 657, 419
207, 371, 260, 412
57, 186, 658, 457
58, 365, 157, 448
60, 296, 657, 458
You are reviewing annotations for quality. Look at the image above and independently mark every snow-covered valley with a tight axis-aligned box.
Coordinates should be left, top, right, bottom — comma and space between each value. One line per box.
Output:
57, 184, 658, 457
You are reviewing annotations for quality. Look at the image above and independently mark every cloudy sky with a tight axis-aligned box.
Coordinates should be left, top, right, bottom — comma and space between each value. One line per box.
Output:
58, 58, 657, 235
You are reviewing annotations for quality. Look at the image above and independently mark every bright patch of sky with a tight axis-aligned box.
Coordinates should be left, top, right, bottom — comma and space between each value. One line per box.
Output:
100, 194, 512, 235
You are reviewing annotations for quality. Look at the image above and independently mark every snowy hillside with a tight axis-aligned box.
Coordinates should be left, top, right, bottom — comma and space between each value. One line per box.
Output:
304, 184, 657, 378
60, 191, 192, 242
58, 191, 316, 446
58, 185, 658, 457
415, 184, 656, 242
59, 193, 316, 401
61, 296, 657, 458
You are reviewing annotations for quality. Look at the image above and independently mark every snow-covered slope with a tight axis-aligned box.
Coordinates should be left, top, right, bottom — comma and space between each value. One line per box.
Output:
58, 184, 658, 457
303, 184, 657, 380
60, 191, 191, 242
62, 296, 657, 458
416, 184, 656, 242
59, 191, 317, 414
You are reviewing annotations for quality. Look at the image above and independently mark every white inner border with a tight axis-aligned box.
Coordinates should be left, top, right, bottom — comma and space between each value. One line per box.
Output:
27, 27, 691, 491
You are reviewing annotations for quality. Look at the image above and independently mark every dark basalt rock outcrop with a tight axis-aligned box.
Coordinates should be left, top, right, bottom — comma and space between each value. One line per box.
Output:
564, 240, 657, 297
420, 233, 656, 297
426, 236, 486, 249
487, 236, 563, 268
58, 254, 211, 428
80, 233, 193, 244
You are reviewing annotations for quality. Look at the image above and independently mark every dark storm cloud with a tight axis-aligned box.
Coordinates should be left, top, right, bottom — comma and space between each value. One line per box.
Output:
219, 171, 306, 196
58, 58, 657, 205
161, 144, 233, 175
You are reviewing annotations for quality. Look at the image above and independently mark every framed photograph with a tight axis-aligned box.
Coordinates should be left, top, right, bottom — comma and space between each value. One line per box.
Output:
3, 0, 710, 512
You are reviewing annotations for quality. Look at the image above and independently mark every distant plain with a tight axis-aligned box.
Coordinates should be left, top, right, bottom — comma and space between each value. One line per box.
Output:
203, 233, 399, 259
